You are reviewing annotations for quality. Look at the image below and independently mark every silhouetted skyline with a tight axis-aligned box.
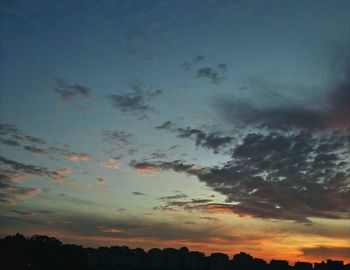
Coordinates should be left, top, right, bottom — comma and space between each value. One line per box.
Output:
2, 234, 349, 270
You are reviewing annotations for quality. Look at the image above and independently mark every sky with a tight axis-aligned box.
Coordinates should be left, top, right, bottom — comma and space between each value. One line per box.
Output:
0, 0, 350, 264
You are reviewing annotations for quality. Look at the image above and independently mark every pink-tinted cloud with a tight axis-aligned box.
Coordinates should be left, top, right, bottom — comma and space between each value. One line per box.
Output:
100, 158, 119, 170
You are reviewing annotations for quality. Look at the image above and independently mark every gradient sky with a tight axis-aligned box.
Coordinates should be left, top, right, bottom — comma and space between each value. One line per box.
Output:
1, 0, 350, 264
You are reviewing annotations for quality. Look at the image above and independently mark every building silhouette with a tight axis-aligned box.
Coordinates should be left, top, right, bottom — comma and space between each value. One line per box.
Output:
1, 233, 349, 270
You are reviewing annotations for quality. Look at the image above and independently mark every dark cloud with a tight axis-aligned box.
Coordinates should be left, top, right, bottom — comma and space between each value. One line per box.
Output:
102, 130, 133, 146
301, 246, 350, 260
132, 191, 146, 196
109, 94, 151, 114
197, 64, 227, 85
0, 124, 89, 161
24, 135, 46, 144
108, 80, 162, 117
218, 63, 227, 72
0, 138, 21, 147
0, 174, 41, 205
23, 146, 48, 155
0, 123, 46, 145
97, 177, 106, 185
177, 127, 234, 153
214, 67, 350, 131
156, 192, 213, 213
130, 160, 193, 173
193, 55, 206, 63
0, 123, 20, 136
0, 156, 70, 183
181, 61, 192, 71
147, 150, 167, 160
181, 54, 227, 84
154, 198, 213, 212
11, 209, 52, 216
156, 121, 173, 129
130, 131, 350, 223
181, 54, 206, 71
52, 78, 91, 103
158, 194, 188, 201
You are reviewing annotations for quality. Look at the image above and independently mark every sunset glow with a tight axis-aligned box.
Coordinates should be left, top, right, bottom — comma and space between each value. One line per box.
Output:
1, 0, 349, 265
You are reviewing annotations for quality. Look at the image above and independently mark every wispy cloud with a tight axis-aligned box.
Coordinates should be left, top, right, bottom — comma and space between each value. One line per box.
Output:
102, 130, 133, 146
108, 79, 162, 117
52, 78, 91, 104
0, 123, 46, 145
197, 64, 227, 85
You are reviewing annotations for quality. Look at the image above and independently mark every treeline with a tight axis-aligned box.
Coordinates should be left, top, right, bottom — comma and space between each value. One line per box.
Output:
0, 233, 349, 270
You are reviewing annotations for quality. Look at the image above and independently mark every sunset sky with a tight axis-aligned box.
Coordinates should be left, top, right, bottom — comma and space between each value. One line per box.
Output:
0, 0, 350, 264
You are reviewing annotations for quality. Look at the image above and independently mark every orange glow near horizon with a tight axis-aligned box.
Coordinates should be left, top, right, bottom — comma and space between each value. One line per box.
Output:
2, 227, 349, 265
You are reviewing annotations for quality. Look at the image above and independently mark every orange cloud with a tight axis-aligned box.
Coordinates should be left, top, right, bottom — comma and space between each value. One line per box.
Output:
5, 172, 33, 182
55, 167, 71, 174
99, 226, 124, 233
65, 153, 90, 161
52, 167, 71, 182
135, 165, 161, 173
100, 158, 119, 170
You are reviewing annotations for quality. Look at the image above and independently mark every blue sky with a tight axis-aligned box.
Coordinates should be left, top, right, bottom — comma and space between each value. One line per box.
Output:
1, 0, 350, 263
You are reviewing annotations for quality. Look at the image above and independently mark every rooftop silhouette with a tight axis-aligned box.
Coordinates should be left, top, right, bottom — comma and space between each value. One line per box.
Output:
1, 233, 349, 270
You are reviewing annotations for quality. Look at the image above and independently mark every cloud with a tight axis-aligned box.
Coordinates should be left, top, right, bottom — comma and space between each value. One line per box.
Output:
132, 163, 161, 173
129, 130, 350, 223
109, 94, 151, 115
155, 197, 213, 212
0, 123, 89, 161
156, 121, 234, 153
100, 158, 119, 170
23, 146, 48, 154
193, 55, 206, 63
10, 210, 36, 217
51, 78, 91, 103
102, 130, 133, 146
54, 167, 71, 175
146, 150, 167, 160
21, 145, 90, 161
108, 80, 162, 117
11, 209, 51, 217
181, 61, 192, 71
0, 175, 41, 205
132, 191, 146, 196
0, 123, 46, 145
66, 153, 90, 161
48, 147, 90, 161
197, 64, 227, 85
0, 138, 21, 147
301, 246, 350, 260
176, 127, 234, 153
158, 193, 188, 200
181, 54, 206, 71
214, 66, 350, 131
0, 156, 71, 183
24, 135, 46, 144
130, 160, 193, 174
97, 178, 106, 185
156, 121, 173, 129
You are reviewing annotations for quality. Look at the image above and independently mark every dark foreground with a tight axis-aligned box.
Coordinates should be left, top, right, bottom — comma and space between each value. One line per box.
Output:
1, 234, 349, 270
